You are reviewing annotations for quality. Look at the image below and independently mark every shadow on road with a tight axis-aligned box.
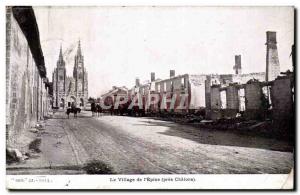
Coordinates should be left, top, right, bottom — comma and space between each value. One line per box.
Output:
52, 116, 93, 119
51, 111, 94, 120
136, 119, 293, 152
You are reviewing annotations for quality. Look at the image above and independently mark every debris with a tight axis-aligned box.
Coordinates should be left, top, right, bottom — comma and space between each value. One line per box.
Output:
35, 123, 45, 130
246, 78, 260, 84
200, 120, 213, 123
28, 153, 40, 158
248, 121, 267, 130
29, 128, 39, 133
35, 124, 42, 128
22, 155, 29, 160
14, 149, 23, 159
25, 152, 31, 157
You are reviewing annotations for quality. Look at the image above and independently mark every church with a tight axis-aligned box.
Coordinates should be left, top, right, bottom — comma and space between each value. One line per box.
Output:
52, 40, 88, 109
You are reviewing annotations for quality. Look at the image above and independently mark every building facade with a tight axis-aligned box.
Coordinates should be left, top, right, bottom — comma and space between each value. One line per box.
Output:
52, 41, 88, 109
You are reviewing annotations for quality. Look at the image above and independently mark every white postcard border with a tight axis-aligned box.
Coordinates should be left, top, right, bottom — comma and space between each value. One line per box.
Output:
7, 174, 293, 190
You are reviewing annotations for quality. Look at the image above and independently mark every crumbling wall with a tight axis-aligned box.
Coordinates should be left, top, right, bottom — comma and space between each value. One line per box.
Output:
209, 85, 223, 120
171, 75, 189, 112
205, 77, 212, 110
189, 75, 207, 110
225, 85, 239, 118
232, 72, 265, 84
219, 74, 234, 85
154, 74, 189, 112
238, 88, 246, 111
270, 76, 293, 132
244, 81, 263, 119
210, 86, 221, 109
271, 77, 293, 116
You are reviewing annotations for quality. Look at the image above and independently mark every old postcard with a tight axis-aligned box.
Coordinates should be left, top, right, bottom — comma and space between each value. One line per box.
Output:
5, 6, 294, 190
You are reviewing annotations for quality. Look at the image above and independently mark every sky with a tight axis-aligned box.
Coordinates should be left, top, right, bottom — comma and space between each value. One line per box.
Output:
34, 6, 294, 97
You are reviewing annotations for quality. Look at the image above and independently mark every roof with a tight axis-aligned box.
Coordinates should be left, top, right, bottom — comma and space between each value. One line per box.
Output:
12, 6, 46, 78
101, 86, 128, 97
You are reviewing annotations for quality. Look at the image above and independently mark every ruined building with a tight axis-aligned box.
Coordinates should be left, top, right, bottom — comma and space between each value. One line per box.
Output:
128, 50, 267, 116
205, 54, 266, 119
205, 31, 285, 120
127, 30, 285, 120
52, 41, 88, 109
105, 29, 291, 124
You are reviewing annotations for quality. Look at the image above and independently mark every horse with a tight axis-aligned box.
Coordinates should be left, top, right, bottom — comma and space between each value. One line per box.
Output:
96, 104, 102, 117
66, 106, 79, 118
91, 102, 97, 116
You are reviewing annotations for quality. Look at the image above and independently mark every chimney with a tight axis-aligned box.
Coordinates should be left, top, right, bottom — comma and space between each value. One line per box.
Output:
266, 31, 280, 81
151, 72, 155, 82
267, 31, 277, 44
135, 78, 140, 87
233, 55, 242, 74
170, 70, 175, 78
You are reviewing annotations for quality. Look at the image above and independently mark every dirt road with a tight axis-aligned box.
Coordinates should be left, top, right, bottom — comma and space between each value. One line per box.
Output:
7, 111, 294, 174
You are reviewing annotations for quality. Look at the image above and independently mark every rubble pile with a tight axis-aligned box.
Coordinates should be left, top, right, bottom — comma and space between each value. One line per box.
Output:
149, 112, 204, 124
150, 112, 290, 140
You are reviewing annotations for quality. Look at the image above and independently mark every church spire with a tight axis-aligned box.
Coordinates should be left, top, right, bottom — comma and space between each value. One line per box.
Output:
59, 44, 63, 61
57, 44, 65, 67
73, 39, 84, 78
77, 39, 82, 57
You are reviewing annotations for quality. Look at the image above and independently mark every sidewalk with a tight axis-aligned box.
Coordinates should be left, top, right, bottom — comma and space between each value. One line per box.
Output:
7, 111, 89, 174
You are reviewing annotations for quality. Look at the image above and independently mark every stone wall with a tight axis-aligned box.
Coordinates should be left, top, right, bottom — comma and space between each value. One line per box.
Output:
155, 74, 189, 112
6, 7, 49, 147
189, 75, 207, 109
153, 74, 206, 112
226, 85, 239, 110
224, 85, 239, 118
270, 76, 293, 127
244, 81, 263, 119
209, 86, 223, 120
205, 72, 266, 120
210, 86, 221, 109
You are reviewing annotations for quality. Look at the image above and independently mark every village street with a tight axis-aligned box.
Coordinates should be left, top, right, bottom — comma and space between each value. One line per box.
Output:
7, 111, 293, 175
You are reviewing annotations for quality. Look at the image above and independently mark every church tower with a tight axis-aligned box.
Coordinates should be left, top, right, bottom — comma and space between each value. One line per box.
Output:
73, 40, 88, 107
52, 40, 88, 109
53, 45, 66, 108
